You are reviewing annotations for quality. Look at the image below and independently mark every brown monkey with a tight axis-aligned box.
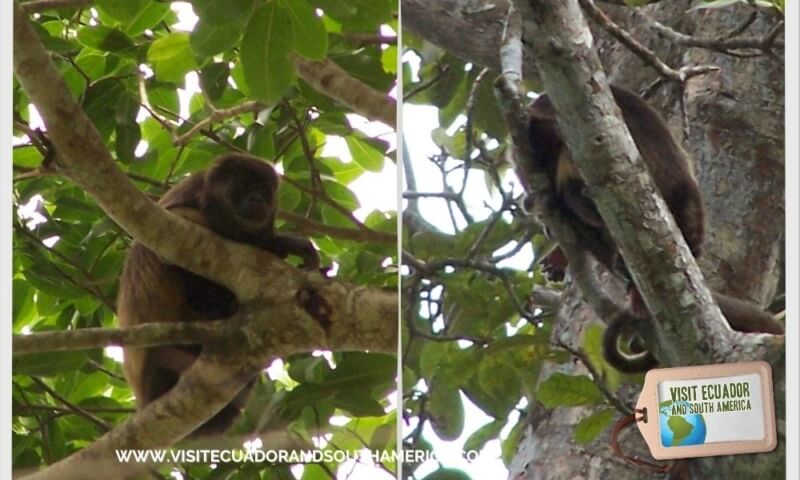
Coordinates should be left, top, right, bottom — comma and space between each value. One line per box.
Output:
517, 85, 784, 373
118, 153, 320, 435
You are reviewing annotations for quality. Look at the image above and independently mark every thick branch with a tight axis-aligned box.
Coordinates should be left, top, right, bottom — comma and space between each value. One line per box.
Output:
403, 0, 540, 78
292, 55, 397, 128
278, 210, 395, 244
13, 319, 253, 355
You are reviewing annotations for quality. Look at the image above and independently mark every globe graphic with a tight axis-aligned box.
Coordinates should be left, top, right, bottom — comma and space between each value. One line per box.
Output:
659, 401, 707, 447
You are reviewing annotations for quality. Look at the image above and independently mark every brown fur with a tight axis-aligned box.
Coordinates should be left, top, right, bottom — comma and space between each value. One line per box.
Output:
118, 154, 320, 435
518, 85, 783, 373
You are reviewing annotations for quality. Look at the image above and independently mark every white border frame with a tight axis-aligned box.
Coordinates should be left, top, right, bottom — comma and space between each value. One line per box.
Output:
784, 1, 798, 479
1, 1, 797, 479
2, 1, 14, 479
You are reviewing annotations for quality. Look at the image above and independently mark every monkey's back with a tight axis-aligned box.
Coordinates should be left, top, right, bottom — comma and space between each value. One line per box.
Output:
117, 173, 237, 408
527, 85, 705, 257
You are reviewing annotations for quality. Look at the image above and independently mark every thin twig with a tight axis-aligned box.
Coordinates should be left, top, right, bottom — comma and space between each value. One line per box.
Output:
173, 101, 264, 146
555, 341, 633, 416
31, 378, 111, 430
579, 0, 719, 84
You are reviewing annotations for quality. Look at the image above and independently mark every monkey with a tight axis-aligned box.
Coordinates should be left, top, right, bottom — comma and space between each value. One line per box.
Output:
117, 153, 320, 435
516, 85, 784, 373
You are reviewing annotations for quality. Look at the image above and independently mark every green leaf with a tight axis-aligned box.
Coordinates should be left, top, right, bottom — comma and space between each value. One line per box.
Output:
318, 156, 365, 184
463, 419, 504, 453
582, 324, 622, 390
476, 358, 521, 418
369, 422, 395, 451
501, 418, 524, 465
77, 25, 136, 54
190, 22, 244, 58
537, 373, 604, 408
248, 125, 275, 159
199, 62, 230, 102
240, 3, 295, 104
147, 33, 198, 84
281, 0, 328, 60
13, 351, 88, 377
189, 0, 256, 57
124, 2, 171, 36
146, 81, 180, 114
381, 45, 398, 74
331, 391, 386, 417
13, 146, 43, 169
313, 0, 357, 23
431, 127, 466, 158
32, 22, 79, 54
427, 381, 464, 441
12, 280, 36, 328
321, 179, 360, 210
345, 136, 385, 172
95, 0, 147, 23
322, 352, 395, 393
574, 408, 616, 444
421, 468, 471, 480
473, 76, 506, 139
114, 93, 141, 162
484, 334, 548, 356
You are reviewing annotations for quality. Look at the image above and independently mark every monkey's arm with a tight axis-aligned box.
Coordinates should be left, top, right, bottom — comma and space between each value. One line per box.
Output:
259, 234, 321, 271
714, 293, 784, 334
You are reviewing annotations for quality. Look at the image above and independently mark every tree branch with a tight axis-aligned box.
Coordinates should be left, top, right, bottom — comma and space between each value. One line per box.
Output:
13, 320, 233, 355
278, 210, 395, 244
578, 0, 719, 84
292, 55, 397, 128
173, 101, 265, 146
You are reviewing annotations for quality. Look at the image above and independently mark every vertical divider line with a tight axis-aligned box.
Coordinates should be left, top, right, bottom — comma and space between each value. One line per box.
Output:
396, 2, 405, 479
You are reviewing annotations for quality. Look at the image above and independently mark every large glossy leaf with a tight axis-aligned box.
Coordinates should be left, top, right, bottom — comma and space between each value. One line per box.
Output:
281, 0, 328, 60
147, 33, 198, 84
240, 3, 295, 104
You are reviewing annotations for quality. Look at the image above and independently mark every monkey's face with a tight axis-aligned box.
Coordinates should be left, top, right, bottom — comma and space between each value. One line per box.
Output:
203, 155, 280, 239
228, 177, 276, 226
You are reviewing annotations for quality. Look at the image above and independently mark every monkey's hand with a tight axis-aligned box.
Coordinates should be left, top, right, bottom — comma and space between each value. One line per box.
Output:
261, 234, 321, 271
540, 247, 568, 282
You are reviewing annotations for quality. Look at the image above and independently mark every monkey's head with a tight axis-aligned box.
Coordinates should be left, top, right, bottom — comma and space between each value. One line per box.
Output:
202, 154, 280, 240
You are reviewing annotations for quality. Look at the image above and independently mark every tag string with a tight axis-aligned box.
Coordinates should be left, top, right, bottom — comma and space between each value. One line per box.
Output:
610, 408, 673, 473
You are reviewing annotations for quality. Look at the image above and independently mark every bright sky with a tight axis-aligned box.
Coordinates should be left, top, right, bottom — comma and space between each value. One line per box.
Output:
401, 49, 534, 478
402, 102, 523, 480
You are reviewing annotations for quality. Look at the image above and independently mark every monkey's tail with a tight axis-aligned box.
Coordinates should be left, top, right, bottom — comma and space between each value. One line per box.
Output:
602, 292, 783, 374
602, 312, 657, 374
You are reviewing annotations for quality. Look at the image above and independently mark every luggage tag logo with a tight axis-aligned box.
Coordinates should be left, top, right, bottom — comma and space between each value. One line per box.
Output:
634, 361, 777, 460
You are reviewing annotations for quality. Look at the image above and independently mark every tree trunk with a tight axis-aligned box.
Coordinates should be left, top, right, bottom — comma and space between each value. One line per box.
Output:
515, 3, 785, 479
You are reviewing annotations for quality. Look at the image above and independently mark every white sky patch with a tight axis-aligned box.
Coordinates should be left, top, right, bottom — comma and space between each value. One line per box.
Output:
171, 2, 198, 31
105, 346, 124, 363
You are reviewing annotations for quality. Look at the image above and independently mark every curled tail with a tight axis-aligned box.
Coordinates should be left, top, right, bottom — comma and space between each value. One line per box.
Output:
602, 312, 658, 374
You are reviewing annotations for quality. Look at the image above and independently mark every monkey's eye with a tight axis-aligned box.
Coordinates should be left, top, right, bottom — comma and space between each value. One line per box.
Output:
239, 189, 268, 209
